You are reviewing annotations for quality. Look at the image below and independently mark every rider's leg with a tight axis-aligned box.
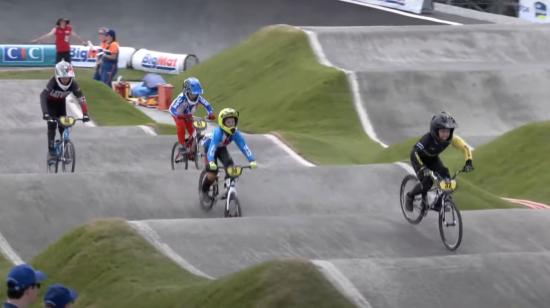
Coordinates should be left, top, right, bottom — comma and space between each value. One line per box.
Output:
173, 116, 187, 147
184, 118, 195, 154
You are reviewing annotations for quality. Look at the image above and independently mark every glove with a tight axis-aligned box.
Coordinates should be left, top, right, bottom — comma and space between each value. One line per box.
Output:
207, 161, 217, 171
207, 113, 216, 121
82, 114, 90, 123
463, 159, 474, 172
43, 113, 51, 121
419, 167, 431, 178
249, 161, 257, 169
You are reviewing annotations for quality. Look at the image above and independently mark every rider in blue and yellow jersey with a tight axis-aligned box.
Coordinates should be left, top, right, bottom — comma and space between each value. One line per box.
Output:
200, 108, 257, 201
405, 112, 474, 211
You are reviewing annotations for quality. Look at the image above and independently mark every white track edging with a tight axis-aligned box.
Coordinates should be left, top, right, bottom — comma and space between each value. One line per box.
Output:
312, 260, 373, 308
0, 232, 24, 265
338, 0, 463, 25
139, 125, 158, 136
127, 221, 214, 279
302, 29, 388, 148
263, 134, 315, 167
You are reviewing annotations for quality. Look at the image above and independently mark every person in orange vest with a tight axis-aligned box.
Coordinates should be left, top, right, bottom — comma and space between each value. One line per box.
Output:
32, 18, 87, 63
90, 27, 109, 81
99, 29, 119, 86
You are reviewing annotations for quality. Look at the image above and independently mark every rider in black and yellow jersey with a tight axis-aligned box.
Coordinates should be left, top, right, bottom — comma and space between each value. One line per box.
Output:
405, 112, 474, 211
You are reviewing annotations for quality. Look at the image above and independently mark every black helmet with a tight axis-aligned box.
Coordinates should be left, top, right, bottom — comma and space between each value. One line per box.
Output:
430, 111, 457, 141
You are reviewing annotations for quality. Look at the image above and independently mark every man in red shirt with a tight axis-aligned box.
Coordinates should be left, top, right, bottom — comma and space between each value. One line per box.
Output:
32, 18, 86, 63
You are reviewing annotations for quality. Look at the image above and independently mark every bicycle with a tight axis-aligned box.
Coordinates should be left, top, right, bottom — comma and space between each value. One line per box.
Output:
171, 116, 208, 170
399, 169, 464, 251
46, 116, 82, 173
198, 165, 252, 217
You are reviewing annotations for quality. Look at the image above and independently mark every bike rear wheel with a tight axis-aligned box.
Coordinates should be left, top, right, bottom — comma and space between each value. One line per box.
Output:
61, 141, 76, 173
400, 175, 426, 224
225, 192, 242, 218
198, 170, 217, 211
171, 141, 188, 170
439, 199, 463, 251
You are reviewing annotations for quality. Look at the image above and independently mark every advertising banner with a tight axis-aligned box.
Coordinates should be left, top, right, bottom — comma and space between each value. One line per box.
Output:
0, 45, 56, 66
519, 0, 550, 23
340, 0, 427, 14
70, 45, 136, 68
131, 49, 190, 74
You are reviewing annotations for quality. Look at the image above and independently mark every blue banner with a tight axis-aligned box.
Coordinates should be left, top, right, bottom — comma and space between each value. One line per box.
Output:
0, 45, 56, 66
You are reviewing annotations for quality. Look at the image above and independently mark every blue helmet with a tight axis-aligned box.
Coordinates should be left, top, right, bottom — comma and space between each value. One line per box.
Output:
183, 77, 203, 105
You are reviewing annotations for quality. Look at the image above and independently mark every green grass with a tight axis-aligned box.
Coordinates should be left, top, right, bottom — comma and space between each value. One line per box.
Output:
462, 121, 550, 204
28, 219, 353, 308
159, 25, 382, 165
0, 67, 146, 81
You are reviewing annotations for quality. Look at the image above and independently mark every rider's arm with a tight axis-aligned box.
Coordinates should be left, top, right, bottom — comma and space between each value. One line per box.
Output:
199, 97, 214, 115
169, 93, 184, 117
70, 80, 88, 114
411, 134, 431, 167
233, 131, 255, 162
32, 28, 55, 43
451, 135, 473, 161
40, 78, 56, 115
206, 128, 223, 162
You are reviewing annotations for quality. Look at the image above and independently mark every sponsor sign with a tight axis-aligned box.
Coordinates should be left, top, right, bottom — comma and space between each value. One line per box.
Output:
339, 0, 427, 14
519, 0, 550, 22
131, 49, 189, 74
0, 45, 56, 66
70, 45, 136, 68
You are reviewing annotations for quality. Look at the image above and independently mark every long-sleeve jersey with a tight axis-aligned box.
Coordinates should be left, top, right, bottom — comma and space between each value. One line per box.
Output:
40, 77, 88, 114
203, 127, 255, 162
412, 133, 472, 166
169, 92, 213, 117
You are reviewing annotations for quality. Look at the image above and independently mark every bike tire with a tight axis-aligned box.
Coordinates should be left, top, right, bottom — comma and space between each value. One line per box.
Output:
193, 140, 200, 170
62, 141, 76, 173
439, 199, 463, 251
225, 193, 242, 218
198, 170, 217, 211
47, 155, 58, 174
400, 175, 426, 224
171, 142, 188, 170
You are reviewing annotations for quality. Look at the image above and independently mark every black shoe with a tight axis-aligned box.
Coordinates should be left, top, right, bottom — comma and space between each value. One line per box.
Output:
405, 194, 414, 212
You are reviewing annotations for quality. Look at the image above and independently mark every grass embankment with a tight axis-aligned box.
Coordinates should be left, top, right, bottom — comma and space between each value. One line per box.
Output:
25, 220, 353, 308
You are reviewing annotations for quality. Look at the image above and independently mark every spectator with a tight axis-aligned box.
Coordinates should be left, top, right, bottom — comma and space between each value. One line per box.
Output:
3, 264, 46, 308
131, 73, 166, 97
90, 27, 108, 81
99, 29, 119, 86
32, 18, 87, 63
43, 284, 77, 308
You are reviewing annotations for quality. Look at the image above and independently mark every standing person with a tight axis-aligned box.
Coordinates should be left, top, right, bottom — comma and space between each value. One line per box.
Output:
98, 29, 119, 86
31, 18, 87, 63
90, 27, 108, 81
169, 77, 216, 160
3, 264, 46, 308
41, 60, 90, 160
43, 284, 77, 308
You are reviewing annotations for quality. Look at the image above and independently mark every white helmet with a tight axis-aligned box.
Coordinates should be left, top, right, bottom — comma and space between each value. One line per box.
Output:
54, 60, 75, 91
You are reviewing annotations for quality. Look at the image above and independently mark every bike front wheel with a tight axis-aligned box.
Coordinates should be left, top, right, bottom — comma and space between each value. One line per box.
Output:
439, 199, 463, 251
61, 141, 76, 173
400, 175, 425, 224
198, 170, 217, 211
171, 141, 188, 170
225, 192, 242, 218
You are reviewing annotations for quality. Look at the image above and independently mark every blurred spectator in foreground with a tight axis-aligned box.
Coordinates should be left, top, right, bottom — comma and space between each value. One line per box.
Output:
43, 284, 77, 308
3, 264, 46, 308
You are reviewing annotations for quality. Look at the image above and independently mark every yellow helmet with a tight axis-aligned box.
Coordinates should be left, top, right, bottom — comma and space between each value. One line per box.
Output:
218, 108, 239, 135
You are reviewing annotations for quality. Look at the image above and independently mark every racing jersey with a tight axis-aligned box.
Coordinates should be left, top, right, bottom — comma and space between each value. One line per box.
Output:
169, 92, 213, 117
40, 77, 88, 114
412, 133, 472, 166
203, 127, 255, 162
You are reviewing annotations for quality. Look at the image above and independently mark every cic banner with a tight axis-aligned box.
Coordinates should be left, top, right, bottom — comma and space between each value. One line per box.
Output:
0, 45, 56, 66
519, 0, 550, 23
